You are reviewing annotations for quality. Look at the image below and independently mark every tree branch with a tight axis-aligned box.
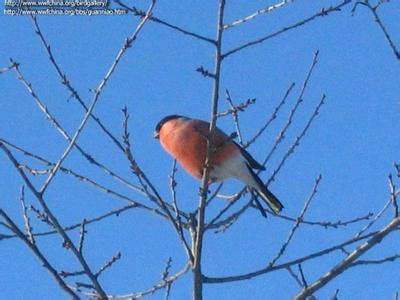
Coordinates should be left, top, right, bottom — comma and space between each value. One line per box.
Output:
294, 217, 400, 300
224, 0, 294, 30
0, 208, 79, 299
193, 1, 226, 299
223, 0, 352, 58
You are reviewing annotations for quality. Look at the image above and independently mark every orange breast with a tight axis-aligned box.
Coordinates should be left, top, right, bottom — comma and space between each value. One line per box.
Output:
159, 119, 239, 179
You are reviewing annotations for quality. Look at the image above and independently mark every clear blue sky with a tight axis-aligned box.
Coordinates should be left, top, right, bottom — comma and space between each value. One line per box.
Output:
1, 1, 400, 299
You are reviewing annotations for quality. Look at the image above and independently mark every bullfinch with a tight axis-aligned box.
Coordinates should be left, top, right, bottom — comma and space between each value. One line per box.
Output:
154, 115, 283, 214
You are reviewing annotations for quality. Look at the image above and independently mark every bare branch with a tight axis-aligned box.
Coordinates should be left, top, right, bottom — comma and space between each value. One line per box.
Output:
31, 18, 125, 153
122, 107, 193, 261
352, 1, 400, 60
218, 91, 255, 118
297, 264, 308, 288
294, 217, 400, 300
78, 219, 87, 254
161, 257, 173, 299
1, 204, 148, 241
1, 137, 146, 197
0, 138, 173, 224
203, 227, 392, 284
115, 0, 216, 45
39, 2, 155, 194
95, 252, 122, 278
0, 208, 79, 299
194, 1, 226, 298
267, 94, 325, 186
0, 143, 107, 298
106, 263, 191, 299
169, 160, 193, 262
269, 175, 322, 266
263, 51, 319, 170
0, 60, 18, 74
19, 185, 35, 244
355, 196, 393, 238
10, 60, 146, 196
212, 199, 253, 233
350, 254, 400, 268
276, 210, 373, 229
389, 174, 398, 217
244, 82, 295, 148
331, 289, 340, 300
196, 66, 216, 78
221, 90, 254, 144
224, 0, 294, 30
286, 266, 304, 288
223, 0, 352, 58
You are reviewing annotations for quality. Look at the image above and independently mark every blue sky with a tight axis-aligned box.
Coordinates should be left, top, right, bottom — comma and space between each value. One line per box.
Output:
1, 1, 400, 299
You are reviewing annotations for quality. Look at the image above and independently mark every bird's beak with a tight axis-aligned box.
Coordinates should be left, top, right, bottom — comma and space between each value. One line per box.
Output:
153, 131, 160, 139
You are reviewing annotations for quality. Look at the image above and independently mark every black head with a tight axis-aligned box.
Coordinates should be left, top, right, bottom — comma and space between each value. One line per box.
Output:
154, 115, 185, 139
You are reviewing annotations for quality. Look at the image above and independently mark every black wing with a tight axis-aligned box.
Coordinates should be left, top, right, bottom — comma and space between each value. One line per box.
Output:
235, 142, 265, 170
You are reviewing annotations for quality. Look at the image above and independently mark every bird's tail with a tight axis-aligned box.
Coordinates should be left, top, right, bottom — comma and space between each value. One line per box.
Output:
246, 165, 283, 214
256, 183, 283, 214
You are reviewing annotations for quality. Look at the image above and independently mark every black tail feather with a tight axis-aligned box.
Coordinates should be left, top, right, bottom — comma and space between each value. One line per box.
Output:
246, 164, 284, 214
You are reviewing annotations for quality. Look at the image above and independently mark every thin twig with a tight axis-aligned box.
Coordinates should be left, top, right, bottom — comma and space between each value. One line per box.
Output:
217, 97, 256, 118
331, 289, 340, 300
297, 264, 308, 288
212, 199, 253, 233
0, 208, 79, 299
105, 263, 191, 299
78, 219, 87, 254
122, 108, 193, 262
0, 204, 146, 241
276, 209, 372, 228
161, 257, 173, 300
203, 227, 392, 284
0, 61, 18, 74
169, 160, 193, 261
115, 0, 216, 45
267, 94, 325, 186
60, 270, 86, 278
389, 174, 398, 217
286, 266, 304, 288
222, 90, 251, 144
1, 138, 176, 222
350, 254, 400, 268
0, 143, 107, 298
95, 252, 122, 278
11, 49, 145, 197
224, 0, 294, 30
294, 217, 400, 300
352, 1, 400, 60
269, 175, 322, 266
11, 58, 148, 193
39, 2, 155, 194
31, 18, 125, 153
355, 197, 392, 238
244, 82, 295, 148
206, 190, 245, 229
19, 185, 35, 244
263, 51, 319, 170
223, 0, 352, 58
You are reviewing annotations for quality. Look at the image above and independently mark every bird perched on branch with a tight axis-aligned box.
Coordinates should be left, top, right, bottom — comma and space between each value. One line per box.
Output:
154, 115, 283, 214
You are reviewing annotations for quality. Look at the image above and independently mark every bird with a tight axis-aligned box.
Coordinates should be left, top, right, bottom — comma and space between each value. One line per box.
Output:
154, 115, 283, 214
